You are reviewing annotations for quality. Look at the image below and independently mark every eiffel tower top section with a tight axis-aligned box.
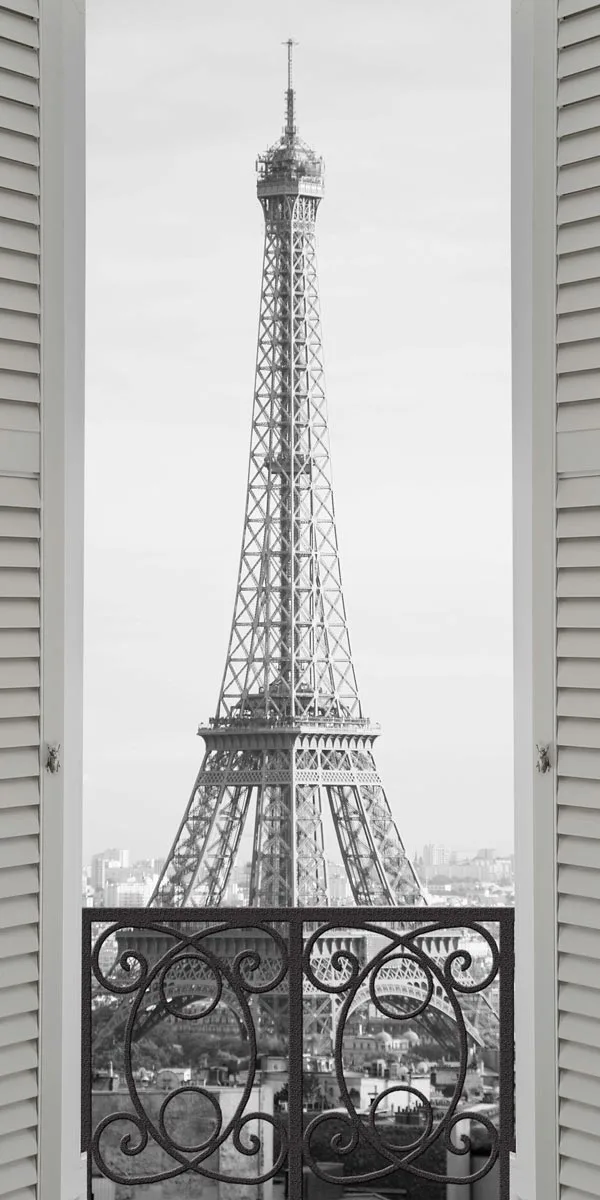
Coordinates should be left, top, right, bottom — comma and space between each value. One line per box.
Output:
208, 40, 367, 738
256, 39, 324, 200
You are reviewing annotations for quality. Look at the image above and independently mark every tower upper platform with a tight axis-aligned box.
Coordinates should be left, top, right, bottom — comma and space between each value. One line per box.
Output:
256, 40, 324, 200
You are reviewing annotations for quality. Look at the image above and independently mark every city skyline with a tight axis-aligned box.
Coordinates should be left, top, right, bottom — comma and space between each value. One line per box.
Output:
83, 0, 511, 864
83, 838, 514, 872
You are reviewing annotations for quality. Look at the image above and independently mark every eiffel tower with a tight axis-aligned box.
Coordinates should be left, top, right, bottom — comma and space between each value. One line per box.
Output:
150, 41, 424, 911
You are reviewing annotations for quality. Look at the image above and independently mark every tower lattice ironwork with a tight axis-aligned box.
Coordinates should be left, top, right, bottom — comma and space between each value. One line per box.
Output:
151, 43, 424, 911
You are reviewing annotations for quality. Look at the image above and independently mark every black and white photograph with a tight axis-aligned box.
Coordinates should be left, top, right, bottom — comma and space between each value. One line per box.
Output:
0, 1, 590, 1198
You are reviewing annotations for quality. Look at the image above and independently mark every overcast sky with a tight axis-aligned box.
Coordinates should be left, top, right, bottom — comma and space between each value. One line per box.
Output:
83, 0, 511, 865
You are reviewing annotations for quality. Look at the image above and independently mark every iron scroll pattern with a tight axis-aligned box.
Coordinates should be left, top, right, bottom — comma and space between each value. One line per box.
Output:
82, 906, 514, 1198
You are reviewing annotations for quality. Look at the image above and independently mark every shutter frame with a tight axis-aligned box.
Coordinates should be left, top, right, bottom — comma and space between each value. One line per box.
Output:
0, 2, 39, 1195
557, 5, 600, 1194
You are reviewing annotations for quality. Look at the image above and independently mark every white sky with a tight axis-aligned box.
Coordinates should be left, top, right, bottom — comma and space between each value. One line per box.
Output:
83, 0, 512, 864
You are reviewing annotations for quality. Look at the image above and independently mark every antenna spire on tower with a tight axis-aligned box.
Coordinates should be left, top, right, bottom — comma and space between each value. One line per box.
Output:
283, 37, 297, 137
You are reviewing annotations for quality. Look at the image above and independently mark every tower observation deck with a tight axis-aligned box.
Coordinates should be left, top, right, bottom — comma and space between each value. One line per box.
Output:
150, 43, 425, 910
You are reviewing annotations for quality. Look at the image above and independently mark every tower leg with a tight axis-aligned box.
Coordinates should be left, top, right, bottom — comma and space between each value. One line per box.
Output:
150, 748, 259, 906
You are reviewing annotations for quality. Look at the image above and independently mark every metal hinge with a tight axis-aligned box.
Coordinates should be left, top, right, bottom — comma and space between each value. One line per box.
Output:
535, 743, 551, 774
45, 743, 61, 774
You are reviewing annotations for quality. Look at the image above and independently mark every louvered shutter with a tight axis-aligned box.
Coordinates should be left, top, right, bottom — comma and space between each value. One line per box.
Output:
0, 1, 39, 1197
557, 3, 600, 1196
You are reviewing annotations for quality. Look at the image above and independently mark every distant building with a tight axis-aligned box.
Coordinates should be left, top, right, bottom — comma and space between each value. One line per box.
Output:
90, 848, 130, 895
104, 875, 158, 908
327, 861, 352, 905
423, 844, 450, 868
155, 1067, 191, 1091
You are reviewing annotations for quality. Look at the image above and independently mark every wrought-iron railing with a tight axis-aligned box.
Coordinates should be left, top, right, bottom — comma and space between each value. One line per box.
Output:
82, 906, 514, 1200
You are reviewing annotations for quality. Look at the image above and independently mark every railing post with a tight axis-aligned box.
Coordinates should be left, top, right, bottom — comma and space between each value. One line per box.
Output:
499, 909, 515, 1200
446, 1118, 473, 1200
288, 913, 304, 1200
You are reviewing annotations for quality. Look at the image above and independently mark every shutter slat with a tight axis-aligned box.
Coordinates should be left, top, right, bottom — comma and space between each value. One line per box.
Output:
0, 481, 37, 510
558, 309, 600, 342
557, 566, 600, 596
561, 1126, 600, 1168
0, 632, 39, 656
0, 895, 37, 929
0, 1157, 37, 1194
560, 36, 600, 77
0, 602, 38, 631
561, 1097, 600, 1138
559, 776, 600, 807
559, 746, 600, 776
0, 838, 37, 870
0, 866, 37, 908
559, 10, 600, 47
558, 400, 600, 431
0, 692, 38, 718
559, 892, 600, 927
0, 194, 38, 229
558, 214, 600, 249
559, 0, 600, 17
558, 602, 600, 632
0, 1128, 36, 1167
560, 1157, 600, 1194
0, 985, 36, 1021
0, 39, 37, 80
0, 285, 37, 317
558, 659, 600, 687
0, 70, 37, 109
558, 805, 600, 836
0, 662, 39, 689
0, 724, 38, 751
558, 474, 600, 506
0, 751, 38, 782
0, 251, 38, 285
559, 96, 600, 136
0, 431, 37, 474
558, 246, 600, 283
560, 1012, 600, 1050
559, 65, 600, 107
0, 574, 39, 600
0, 219, 37, 255
559, 862, 600, 898
560, 1068, 600, 1106
0, 1013, 35, 1052
558, 507, 600, 535
0, 810, 37, 841
0, 1100, 36, 1138
558, 625, 600, 652
0, 603, 38, 632
559, 833, 600, 865
0, 926, 35, 959
559, 279, 600, 313
0, 513, 40, 539
0, 0, 38, 15
559, 715, 600, 745
0, 315, 37, 347
0, 1068, 35, 1111
560, 1039, 600, 1073
560, 981, 600, 1017
0, 544, 38, 569
0, 404, 39, 434
0, 1041, 36, 1082
559, 922, 600, 954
